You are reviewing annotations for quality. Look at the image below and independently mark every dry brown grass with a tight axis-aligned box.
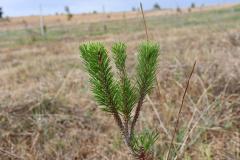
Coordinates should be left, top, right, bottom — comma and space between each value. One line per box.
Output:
0, 3, 240, 160
0, 3, 237, 32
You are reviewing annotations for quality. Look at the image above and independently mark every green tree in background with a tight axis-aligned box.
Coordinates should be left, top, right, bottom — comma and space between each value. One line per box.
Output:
64, 6, 73, 21
0, 7, 3, 19
153, 3, 161, 10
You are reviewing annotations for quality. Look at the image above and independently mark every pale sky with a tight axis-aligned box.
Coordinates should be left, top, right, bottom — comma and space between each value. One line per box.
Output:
0, 0, 239, 17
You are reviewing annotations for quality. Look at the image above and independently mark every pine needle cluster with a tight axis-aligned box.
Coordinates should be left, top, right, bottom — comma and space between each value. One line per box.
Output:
80, 41, 160, 159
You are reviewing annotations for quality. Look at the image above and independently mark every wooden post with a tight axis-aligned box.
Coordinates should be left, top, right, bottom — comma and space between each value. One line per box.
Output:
39, 5, 45, 36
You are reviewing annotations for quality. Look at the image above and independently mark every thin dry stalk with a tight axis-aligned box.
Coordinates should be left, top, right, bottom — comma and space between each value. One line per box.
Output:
173, 78, 213, 160
53, 65, 77, 101
173, 107, 197, 160
0, 148, 24, 160
174, 79, 207, 124
174, 99, 214, 160
130, 2, 150, 142
31, 131, 40, 151
166, 61, 196, 160
140, 2, 149, 41
146, 95, 171, 139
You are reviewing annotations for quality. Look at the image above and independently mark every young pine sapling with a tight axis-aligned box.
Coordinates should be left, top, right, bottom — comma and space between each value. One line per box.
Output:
79, 41, 160, 159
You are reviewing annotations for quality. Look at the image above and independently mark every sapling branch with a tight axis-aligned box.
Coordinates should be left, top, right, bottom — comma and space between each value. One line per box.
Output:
130, 42, 160, 139
112, 42, 139, 148
80, 43, 124, 134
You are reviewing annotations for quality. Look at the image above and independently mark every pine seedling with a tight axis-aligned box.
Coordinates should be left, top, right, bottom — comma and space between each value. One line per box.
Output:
131, 130, 159, 159
79, 41, 160, 159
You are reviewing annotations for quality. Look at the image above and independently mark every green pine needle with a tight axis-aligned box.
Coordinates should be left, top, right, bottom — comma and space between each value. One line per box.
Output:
112, 42, 127, 72
79, 42, 120, 113
131, 129, 159, 153
136, 41, 160, 97
112, 42, 137, 118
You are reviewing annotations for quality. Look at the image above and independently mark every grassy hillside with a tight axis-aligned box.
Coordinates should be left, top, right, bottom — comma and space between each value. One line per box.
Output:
1, 4, 240, 47
0, 4, 239, 160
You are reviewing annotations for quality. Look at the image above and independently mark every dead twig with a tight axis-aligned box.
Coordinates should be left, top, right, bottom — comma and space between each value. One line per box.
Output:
166, 61, 196, 160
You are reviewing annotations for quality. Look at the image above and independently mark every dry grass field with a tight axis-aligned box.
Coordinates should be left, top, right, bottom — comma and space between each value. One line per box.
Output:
0, 4, 240, 160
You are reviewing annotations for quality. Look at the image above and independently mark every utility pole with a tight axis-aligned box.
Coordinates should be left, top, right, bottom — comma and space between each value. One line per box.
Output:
102, 5, 105, 13
39, 5, 45, 36
102, 4, 108, 33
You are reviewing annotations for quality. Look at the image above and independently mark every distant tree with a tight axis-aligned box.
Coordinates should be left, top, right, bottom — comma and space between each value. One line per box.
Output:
153, 3, 161, 10
64, 6, 70, 13
191, 2, 196, 8
0, 7, 3, 19
93, 10, 97, 14
176, 6, 182, 13
64, 6, 73, 21
132, 7, 136, 11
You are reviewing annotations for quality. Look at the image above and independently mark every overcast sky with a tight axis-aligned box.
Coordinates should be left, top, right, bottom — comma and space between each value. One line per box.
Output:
0, 0, 239, 17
